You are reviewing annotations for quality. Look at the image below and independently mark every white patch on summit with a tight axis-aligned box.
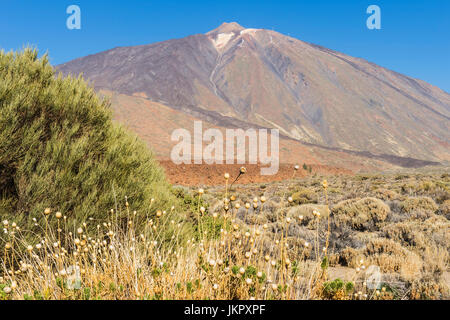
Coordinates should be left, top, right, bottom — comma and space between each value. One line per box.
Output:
240, 28, 259, 36
212, 33, 235, 49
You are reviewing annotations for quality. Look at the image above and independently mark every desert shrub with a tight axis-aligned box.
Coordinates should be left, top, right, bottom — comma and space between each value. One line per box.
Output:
291, 188, 318, 205
332, 197, 390, 231
408, 275, 449, 300
382, 216, 450, 274
439, 200, 450, 219
373, 188, 399, 201
355, 174, 370, 181
383, 216, 449, 249
336, 247, 363, 267
364, 238, 422, 280
383, 222, 427, 249
400, 197, 438, 219
0, 49, 175, 233
395, 174, 410, 181
287, 204, 328, 228
401, 183, 416, 194
244, 213, 268, 225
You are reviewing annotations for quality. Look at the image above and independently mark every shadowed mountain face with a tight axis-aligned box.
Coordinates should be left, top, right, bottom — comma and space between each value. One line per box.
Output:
58, 22, 450, 164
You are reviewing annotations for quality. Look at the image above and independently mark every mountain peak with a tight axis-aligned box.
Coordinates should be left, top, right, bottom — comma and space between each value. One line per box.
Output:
57, 25, 450, 165
207, 22, 245, 35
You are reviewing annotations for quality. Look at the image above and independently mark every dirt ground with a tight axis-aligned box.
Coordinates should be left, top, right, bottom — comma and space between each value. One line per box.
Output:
159, 160, 353, 186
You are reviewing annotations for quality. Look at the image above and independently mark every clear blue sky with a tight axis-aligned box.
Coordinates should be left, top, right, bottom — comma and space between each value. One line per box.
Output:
1, 0, 449, 92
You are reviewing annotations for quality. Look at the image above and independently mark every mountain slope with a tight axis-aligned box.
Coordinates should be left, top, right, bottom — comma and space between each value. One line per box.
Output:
58, 22, 450, 163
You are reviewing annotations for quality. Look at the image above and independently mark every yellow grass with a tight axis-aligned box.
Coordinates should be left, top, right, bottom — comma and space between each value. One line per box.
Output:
1, 167, 444, 300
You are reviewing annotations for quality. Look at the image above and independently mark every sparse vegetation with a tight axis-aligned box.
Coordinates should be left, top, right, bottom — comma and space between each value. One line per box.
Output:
1, 169, 448, 300
0, 49, 448, 300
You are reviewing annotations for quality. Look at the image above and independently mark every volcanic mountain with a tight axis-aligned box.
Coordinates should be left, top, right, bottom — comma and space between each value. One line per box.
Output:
58, 22, 450, 169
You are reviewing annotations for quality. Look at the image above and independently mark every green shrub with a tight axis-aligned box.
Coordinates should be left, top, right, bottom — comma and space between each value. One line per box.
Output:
291, 188, 318, 205
321, 278, 354, 300
0, 48, 175, 232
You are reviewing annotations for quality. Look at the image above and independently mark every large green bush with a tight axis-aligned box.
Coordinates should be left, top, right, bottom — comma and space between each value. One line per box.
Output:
0, 48, 175, 229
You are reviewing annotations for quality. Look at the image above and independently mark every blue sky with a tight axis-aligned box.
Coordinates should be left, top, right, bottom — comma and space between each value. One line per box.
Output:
1, 0, 449, 92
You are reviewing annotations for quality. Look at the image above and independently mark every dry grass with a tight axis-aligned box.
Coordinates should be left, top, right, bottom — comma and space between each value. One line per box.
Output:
1, 168, 449, 300
0, 172, 336, 300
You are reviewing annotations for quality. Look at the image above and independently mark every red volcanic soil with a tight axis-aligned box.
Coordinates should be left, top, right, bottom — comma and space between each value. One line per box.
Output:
158, 160, 352, 186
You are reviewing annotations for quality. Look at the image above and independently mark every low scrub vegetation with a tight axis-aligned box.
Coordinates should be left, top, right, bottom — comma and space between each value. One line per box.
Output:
0, 49, 448, 300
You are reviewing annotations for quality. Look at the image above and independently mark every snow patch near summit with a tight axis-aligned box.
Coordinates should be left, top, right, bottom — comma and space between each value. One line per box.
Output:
212, 33, 235, 49
240, 28, 259, 36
